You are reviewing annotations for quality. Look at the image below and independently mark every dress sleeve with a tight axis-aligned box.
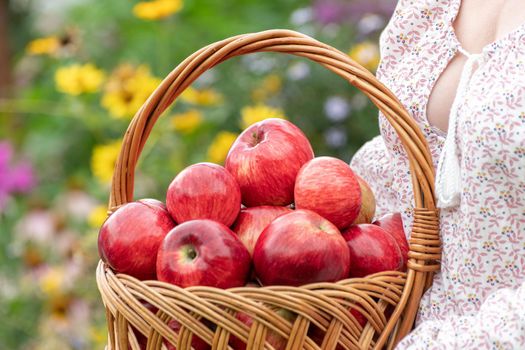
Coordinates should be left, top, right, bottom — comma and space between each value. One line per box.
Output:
395, 282, 525, 349
350, 135, 398, 219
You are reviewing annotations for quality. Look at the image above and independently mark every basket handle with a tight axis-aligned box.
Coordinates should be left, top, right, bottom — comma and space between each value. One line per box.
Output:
107, 29, 440, 345
109, 29, 435, 212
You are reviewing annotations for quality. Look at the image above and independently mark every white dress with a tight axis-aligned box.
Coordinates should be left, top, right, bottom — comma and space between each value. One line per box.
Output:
350, 0, 525, 348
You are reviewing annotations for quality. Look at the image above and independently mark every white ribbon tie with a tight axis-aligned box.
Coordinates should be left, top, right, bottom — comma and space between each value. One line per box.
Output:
435, 46, 485, 208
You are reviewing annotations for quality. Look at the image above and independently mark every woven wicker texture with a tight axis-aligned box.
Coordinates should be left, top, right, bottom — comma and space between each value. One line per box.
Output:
97, 29, 440, 350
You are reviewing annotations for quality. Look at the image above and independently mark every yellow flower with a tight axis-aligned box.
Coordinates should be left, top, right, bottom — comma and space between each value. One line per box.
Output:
40, 267, 66, 297
240, 104, 286, 129
180, 87, 223, 106
91, 140, 122, 184
251, 74, 282, 102
26, 36, 60, 55
101, 64, 161, 119
171, 109, 203, 134
348, 41, 380, 71
133, 0, 183, 20
207, 131, 238, 164
55, 64, 105, 95
88, 205, 109, 228
90, 325, 109, 348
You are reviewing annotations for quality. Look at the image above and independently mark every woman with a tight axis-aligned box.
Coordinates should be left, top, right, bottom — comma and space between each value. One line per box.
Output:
350, 0, 525, 348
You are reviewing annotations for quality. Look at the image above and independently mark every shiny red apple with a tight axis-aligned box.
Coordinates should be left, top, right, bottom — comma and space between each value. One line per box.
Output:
132, 301, 158, 349
231, 206, 292, 256
294, 157, 361, 230
98, 199, 175, 280
253, 209, 350, 286
225, 118, 314, 207
342, 224, 402, 278
348, 307, 393, 332
166, 163, 241, 226
157, 219, 251, 289
373, 213, 409, 270
350, 309, 367, 328
308, 325, 345, 349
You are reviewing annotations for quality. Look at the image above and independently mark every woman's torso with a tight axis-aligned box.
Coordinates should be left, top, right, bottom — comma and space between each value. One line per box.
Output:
358, 0, 525, 323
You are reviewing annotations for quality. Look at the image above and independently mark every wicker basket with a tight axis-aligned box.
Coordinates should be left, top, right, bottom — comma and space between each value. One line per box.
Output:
96, 29, 440, 350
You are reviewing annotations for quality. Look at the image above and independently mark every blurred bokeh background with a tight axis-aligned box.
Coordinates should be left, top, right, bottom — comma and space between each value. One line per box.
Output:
0, 0, 395, 348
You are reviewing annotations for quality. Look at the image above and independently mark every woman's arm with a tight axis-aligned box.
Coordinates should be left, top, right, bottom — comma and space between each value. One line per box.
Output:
350, 135, 398, 219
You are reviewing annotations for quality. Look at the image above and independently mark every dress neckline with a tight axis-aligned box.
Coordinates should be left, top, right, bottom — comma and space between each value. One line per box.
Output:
447, 0, 525, 56
423, 0, 525, 139
432, 0, 525, 207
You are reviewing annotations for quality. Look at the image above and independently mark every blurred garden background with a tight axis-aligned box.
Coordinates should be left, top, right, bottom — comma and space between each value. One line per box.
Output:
0, 0, 395, 348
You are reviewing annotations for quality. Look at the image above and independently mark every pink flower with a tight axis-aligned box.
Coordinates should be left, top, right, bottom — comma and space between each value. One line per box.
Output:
0, 141, 36, 210
312, 0, 396, 25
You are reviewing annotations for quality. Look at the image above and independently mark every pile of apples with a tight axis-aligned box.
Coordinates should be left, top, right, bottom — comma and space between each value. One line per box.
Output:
99, 117, 409, 288
98, 118, 408, 348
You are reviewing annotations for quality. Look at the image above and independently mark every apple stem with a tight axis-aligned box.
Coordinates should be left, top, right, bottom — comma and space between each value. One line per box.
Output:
182, 245, 198, 262
250, 131, 264, 147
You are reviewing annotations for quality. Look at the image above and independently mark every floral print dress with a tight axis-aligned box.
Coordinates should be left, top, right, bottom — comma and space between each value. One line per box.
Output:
350, 0, 525, 348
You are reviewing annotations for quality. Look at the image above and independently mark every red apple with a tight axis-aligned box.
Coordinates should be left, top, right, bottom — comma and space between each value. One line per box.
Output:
157, 219, 251, 289
253, 209, 350, 286
352, 175, 376, 225
350, 309, 367, 327
308, 325, 345, 349
373, 213, 409, 270
166, 163, 241, 226
342, 224, 402, 278
138, 198, 167, 210
225, 118, 314, 207
244, 281, 262, 287
231, 206, 292, 256
98, 199, 175, 280
230, 309, 295, 350
294, 157, 361, 230
132, 301, 158, 349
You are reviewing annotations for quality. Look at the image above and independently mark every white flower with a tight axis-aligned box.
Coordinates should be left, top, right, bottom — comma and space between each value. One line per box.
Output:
287, 62, 311, 81
358, 13, 385, 35
324, 96, 351, 121
242, 54, 277, 74
59, 190, 98, 221
14, 210, 56, 244
324, 127, 347, 148
290, 7, 313, 26
0, 275, 18, 299
321, 23, 341, 38
194, 70, 217, 86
